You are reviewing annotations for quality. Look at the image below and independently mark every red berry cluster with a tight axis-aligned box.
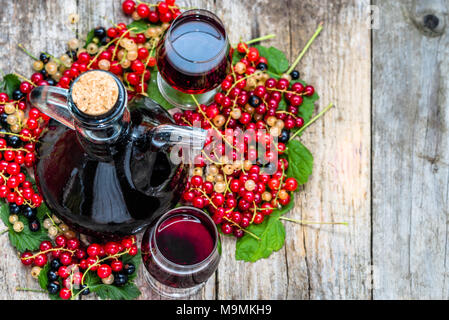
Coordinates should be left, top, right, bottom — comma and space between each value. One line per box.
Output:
21, 236, 138, 300
122, 0, 181, 23
174, 45, 311, 238
0, 86, 47, 212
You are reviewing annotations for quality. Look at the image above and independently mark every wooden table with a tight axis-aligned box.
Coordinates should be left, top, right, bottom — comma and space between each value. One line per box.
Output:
0, 0, 447, 300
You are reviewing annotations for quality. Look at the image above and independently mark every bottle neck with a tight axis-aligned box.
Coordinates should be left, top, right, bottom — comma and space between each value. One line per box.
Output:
68, 70, 129, 145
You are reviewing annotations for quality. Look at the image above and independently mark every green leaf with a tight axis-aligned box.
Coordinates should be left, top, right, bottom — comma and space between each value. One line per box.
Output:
0, 202, 51, 252
254, 45, 289, 75
232, 49, 245, 65
37, 202, 52, 220
147, 69, 176, 110
235, 201, 294, 262
84, 254, 142, 300
0, 74, 21, 97
89, 280, 141, 300
38, 262, 50, 290
84, 29, 95, 48
38, 262, 62, 300
127, 20, 151, 34
286, 140, 314, 186
278, 99, 287, 111
121, 251, 141, 281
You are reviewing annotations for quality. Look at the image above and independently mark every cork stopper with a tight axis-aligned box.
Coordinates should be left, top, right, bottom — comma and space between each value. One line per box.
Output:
71, 71, 119, 116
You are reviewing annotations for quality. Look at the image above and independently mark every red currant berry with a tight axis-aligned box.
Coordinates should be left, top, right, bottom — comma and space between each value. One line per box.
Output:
136, 3, 150, 18
87, 243, 102, 257
55, 235, 67, 248
111, 260, 123, 272
104, 242, 120, 255
304, 85, 315, 96
247, 47, 259, 62
39, 240, 53, 252
128, 245, 138, 256
59, 288, 72, 300
122, 0, 136, 15
59, 252, 73, 265
20, 251, 34, 265
34, 253, 48, 267
97, 264, 112, 279
66, 238, 80, 250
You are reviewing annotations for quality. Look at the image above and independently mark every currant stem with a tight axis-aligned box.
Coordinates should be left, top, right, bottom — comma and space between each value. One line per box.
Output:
279, 216, 348, 226
223, 216, 261, 240
15, 287, 46, 293
17, 44, 39, 61
13, 73, 37, 87
289, 102, 334, 141
245, 34, 276, 45
286, 22, 323, 75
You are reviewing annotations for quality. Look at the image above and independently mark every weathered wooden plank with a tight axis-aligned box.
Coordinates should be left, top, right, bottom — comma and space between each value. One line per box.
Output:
283, 0, 372, 299
0, 0, 373, 301
0, 0, 78, 300
372, 0, 449, 299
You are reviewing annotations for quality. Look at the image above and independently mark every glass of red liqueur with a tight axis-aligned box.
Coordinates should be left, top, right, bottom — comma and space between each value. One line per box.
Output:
141, 206, 220, 298
156, 9, 231, 109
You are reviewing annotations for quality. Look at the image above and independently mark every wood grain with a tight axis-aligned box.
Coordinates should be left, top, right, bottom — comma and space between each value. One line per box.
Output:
372, 0, 449, 299
0, 0, 77, 300
0, 0, 373, 300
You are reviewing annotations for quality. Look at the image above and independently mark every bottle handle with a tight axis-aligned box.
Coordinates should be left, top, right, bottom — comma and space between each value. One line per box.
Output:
29, 86, 75, 130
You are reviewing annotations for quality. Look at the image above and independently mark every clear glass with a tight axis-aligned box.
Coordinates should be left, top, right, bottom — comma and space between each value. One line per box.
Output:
141, 206, 220, 298
156, 9, 231, 109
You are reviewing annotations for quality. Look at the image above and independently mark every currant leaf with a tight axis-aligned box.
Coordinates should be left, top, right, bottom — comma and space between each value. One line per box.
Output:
254, 45, 289, 75
235, 201, 293, 262
84, 29, 95, 48
89, 280, 142, 300
147, 69, 175, 110
127, 20, 159, 34
286, 140, 314, 186
0, 74, 21, 98
0, 203, 50, 252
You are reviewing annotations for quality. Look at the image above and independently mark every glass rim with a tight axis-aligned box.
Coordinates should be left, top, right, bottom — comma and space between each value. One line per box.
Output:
150, 205, 220, 270
164, 8, 229, 64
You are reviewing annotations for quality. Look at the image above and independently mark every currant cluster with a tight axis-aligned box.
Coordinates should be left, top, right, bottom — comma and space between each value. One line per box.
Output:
0, 88, 44, 232
122, 0, 181, 23
20, 236, 138, 300
174, 44, 310, 238
42, 213, 76, 240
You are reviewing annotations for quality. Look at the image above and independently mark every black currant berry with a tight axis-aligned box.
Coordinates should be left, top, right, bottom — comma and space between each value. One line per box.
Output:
40, 69, 49, 79
66, 50, 77, 59
47, 79, 56, 86
123, 263, 136, 275
113, 273, 128, 286
29, 219, 40, 232
256, 63, 268, 71
47, 270, 59, 282
100, 36, 110, 46
0, 113, 8, 127
12, 89, 25, 101
278, 129, 290, 143
248, 95, 261, 108
80, 284, 90, 295
9, 203, 21, 215
94, 26, 106, 38
290, 70, 300, 80
22, 206, 37, 220
39, 52, 50, 64
6, 135, 22, 148
47, 281, 60, 295
50, 258, 62, 271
